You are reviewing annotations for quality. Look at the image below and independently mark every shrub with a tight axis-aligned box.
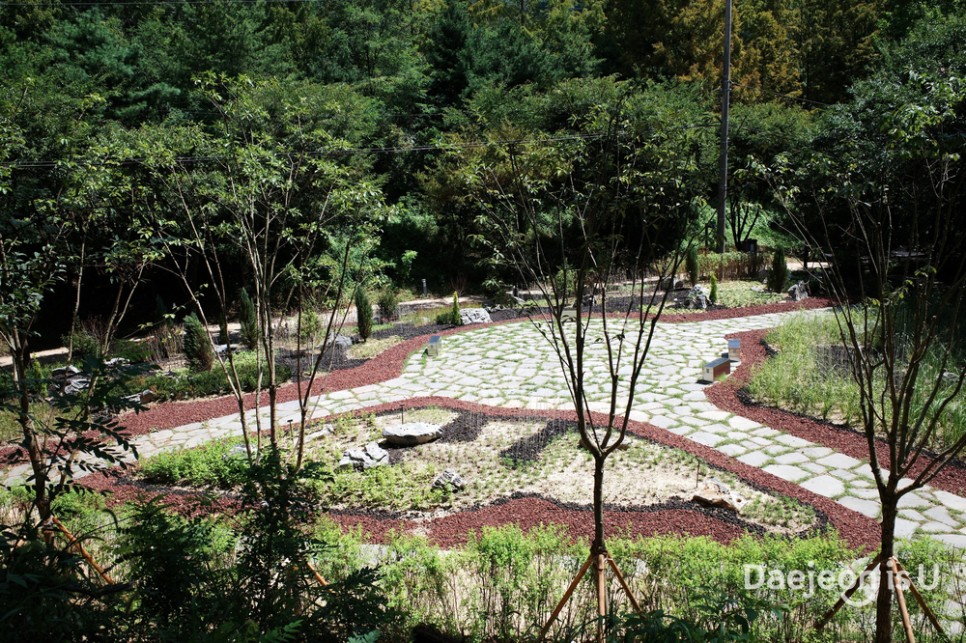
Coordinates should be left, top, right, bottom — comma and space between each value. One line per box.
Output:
767, 248, 788, 293
378, 289, 399, 322
450, 291, 460, 325
182, 313, 213, 372
238, 288, 259, 350
686, 246, 700, 286
298, 309, 322, 345
709, 274, 718, 305
355, 288, 373, 340
140, 438, 250, 487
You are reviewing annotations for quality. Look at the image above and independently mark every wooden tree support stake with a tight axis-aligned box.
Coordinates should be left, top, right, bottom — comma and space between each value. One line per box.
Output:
50, 515, 114, 585
538, 549, 642, 642
306, 560, 329, 586
890, 557, 916, 643
894, 558, 947, 638
817, 553, 948, 641
816, 552, 882, 630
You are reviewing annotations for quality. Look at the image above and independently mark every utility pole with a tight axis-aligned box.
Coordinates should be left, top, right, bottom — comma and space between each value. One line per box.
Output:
715, 0, 733, 254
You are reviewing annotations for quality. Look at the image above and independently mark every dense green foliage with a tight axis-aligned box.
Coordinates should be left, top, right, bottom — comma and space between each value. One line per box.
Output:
238, 288, 259, 351
767, 248, 788, 293
354, 288, 373, 340
182, 313, 213, 373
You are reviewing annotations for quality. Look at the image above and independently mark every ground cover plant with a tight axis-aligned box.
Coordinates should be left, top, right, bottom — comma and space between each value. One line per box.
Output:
136, 409, 819, 535
749, 313, 966, 453
5, 482, 962, 642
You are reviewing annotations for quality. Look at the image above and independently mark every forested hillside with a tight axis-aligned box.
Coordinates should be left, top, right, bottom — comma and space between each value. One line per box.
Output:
1, 0, 964, 333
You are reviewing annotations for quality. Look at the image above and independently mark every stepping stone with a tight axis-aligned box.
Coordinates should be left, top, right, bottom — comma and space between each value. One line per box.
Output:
897, 492, 933, 509
802, 462, 828, 475
775, 434, 811, 448
803, 446, 834, 458
774, 452, 809, 465
728, 416, 760, 431
839, 496, 881, 518
764, 444, 791, 456
738, 451, 771, 468
923, 505, 959, 528
718, 443, 748, 458
763, 464, 810, 483
800, 475, 846, 498
817, 453, 864, 470
690, 431, 727, 447
830, 468, 857, 481
934, 490, 966, 513
894, 518, 920, 539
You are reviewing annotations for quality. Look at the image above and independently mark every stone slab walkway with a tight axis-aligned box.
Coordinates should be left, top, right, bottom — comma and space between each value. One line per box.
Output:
5, 309, 966, 552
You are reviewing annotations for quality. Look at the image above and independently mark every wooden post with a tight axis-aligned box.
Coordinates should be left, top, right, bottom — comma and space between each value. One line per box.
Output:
816, 553, 882, 630
607, 556, 643, 613
894, 558, 946, 637
890, 558, 917, 643
596, 553, 608, 643
50, 515, 114, 585
538, 553, 594, 641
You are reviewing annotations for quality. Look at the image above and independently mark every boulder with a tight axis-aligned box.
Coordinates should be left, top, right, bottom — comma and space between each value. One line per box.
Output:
459, 308, 492, 325
432, 469, 465, 493
104, 357, 130, 369
321, 334, 353, 363
51, 365, 82, 383
123, 389, 157, 406
787, 281, 809, 302
692, 477, 746, 513
338, 441, 389, 471
678, 286, 708, 310
63, 377, 91, 396
383, 422, 442, 447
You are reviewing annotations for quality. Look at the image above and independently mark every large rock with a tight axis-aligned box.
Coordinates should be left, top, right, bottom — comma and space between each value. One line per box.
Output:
321, 334, 353, 364
459, 308, 492, 325
432, 469, 465, 493
51, 365, 82, 383
338, 441, 389, 471
788, 281, 809, 302
123, 389, 157, 406
692, 477, 746, 513
678, 286, 708, 310
383, 422, 442, 447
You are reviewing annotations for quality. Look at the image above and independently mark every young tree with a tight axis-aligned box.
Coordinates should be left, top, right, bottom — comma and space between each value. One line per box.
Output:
136, 76, 383, 466
783, 13, 966, 640
0, 84, 140, 525
436, 79, 712, 638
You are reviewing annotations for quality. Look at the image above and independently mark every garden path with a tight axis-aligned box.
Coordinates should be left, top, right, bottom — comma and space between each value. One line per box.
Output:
5, 309, 966, 551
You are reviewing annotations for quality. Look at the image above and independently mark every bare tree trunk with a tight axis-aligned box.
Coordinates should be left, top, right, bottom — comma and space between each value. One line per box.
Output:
11, 336, 50, 522
876, 493, 898, 643
66, 238, 86, 364
592, 454, 605, 553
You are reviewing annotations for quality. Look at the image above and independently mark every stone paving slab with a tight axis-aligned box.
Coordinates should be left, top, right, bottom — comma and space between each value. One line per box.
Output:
5, 307, 965, 555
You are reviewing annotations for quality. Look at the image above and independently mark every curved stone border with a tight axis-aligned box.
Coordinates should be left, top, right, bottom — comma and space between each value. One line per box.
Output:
706, 328, 966, 499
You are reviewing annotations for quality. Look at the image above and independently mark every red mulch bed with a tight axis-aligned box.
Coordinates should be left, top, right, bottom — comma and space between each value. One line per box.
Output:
16, 297, 889, 549
77, 394, 880, 550
328, 497, 755, 548
707, 328, 966, 499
